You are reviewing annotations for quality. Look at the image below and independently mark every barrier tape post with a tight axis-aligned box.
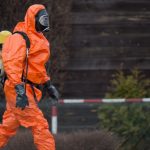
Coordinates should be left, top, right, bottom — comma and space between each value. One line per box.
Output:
51, 105, 58, 135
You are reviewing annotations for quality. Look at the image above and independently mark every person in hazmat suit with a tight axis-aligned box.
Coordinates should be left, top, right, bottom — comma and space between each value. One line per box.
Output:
0, 31, 12, 78
0, 4, 59, 150
0, 31, 12, 99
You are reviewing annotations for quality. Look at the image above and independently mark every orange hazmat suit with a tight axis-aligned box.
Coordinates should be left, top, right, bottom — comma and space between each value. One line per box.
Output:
0, 4, 55, 150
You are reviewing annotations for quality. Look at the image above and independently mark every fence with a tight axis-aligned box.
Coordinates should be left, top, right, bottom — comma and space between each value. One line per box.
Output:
51, 98, 150, 134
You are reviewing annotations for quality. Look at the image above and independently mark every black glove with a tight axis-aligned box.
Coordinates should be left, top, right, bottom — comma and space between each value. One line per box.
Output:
15, 84, 29, 110
45, 80, 59, 101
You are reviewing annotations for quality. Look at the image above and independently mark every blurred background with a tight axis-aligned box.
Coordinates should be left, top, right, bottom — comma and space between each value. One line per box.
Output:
0, 0, 150, 150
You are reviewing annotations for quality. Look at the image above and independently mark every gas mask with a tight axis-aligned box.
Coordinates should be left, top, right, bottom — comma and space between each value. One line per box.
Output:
35, 9, 50, 32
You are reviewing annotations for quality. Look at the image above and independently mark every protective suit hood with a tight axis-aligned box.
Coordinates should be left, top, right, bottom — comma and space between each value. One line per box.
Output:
25, 4, 45, 32
14, 4, 45, 33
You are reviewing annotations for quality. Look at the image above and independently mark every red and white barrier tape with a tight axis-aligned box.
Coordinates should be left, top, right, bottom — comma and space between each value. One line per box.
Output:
59, 98, 150, 104
51, 98, 150, 134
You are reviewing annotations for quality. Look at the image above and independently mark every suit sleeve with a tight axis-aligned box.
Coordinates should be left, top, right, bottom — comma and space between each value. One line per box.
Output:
42, 40, 50, 83
2, 34, 26, 85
